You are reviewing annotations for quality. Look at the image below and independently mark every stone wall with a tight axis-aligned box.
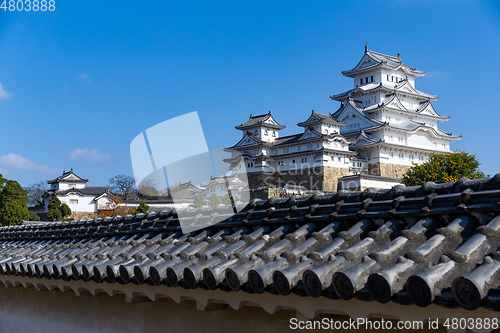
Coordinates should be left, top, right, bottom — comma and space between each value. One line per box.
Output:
368, 163, 411, 178
247, 166, 350, 193
70, 212, 99, 221
323, 166, 351, 193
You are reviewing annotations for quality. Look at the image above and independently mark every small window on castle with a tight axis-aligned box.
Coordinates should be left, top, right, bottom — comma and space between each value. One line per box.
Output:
391, 76, 395, 82
254, 130, 258, 135
365, 77, 368, 83
292, 159, 295, 164
68, 184, 76, 188
352, 162, 356, 167
264, 130, 268, 136
272, 131, 276, 137
371, 76, 374, 82
69, 199, 78, 204
338, 157, 341, 162
325, 129, 328, 134
387, 75, 390, 81
360, 78, 363, 84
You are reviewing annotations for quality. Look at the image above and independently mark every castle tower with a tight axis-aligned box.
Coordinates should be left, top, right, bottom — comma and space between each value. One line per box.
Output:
330, 45, 461, 178
226, 111, 354, 192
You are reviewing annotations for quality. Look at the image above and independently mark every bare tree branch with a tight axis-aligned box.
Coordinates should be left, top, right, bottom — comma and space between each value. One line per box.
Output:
24, 181, 48, 207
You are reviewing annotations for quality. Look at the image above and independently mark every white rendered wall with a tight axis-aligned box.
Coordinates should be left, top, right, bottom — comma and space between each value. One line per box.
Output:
57, 194, 97, 213
339, 177, 401, 190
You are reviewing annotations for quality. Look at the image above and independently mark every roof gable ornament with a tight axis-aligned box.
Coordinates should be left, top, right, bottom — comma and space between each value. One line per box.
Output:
47, 170, 88, 185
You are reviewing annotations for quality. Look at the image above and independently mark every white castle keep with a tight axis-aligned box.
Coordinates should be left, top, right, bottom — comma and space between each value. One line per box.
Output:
225, 45, 460, 192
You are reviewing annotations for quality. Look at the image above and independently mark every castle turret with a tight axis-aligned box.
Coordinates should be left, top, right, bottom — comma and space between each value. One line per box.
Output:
235, 111, 285, 143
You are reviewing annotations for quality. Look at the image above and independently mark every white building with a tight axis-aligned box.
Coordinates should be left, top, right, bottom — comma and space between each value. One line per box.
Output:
331, 45, 461, 178
225, 46, 461, 192
200, 174, 249, 200
42, 170, 112, 214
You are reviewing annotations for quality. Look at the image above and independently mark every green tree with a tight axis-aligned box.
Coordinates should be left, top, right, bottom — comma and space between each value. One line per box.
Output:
402, 151, 486, 186
207, 193, 222, 207
134, 200, 149, 214
47, 197, 72, 221
47, 206, 62, 221
193, 194, 206, 208
0, 178, 30, 226
60, 203, 71, 217
28, 212, 41, 221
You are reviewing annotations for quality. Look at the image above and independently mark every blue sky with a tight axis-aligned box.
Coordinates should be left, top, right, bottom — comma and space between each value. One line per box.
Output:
0, 0, 499, 187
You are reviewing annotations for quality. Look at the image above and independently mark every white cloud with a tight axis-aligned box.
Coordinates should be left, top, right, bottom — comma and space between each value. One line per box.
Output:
77, 73, 93, 84
69, 148, 112, 164
0, 153, 61, 174
0, 83, 13, 100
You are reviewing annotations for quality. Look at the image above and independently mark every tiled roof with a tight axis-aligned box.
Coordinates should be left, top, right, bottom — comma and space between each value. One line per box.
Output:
342, 48, 425, 77
50, 186, 110, 197
297, 111, 345, 127
235, 112, 286, 130
47, 170, 88, 184
2, 175, 500, 312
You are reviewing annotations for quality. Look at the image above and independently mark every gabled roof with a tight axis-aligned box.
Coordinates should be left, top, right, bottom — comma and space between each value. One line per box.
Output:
226, 132, 264, 149
332, 100, 385, 128
330, 82, 383, 101
296, 127, 323, 142
331, 79, 437, 103
235, 112, 285, 130
350, 130, 381, 148
377, 93, 408, 112
342, 45, 425, 78
200, 173, 248, 188
47, 170, 88, 184
415, 99, 450, 120
44, 186, 110, 198
297, 110, 345, 127
170, 181, 202, 194
392, 78, 438, 100
358, 94, 449, 122
379, 121, 461, 141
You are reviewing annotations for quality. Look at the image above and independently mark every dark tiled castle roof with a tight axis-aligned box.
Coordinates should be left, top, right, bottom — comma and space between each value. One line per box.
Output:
46, 186, 110, 197
47, 170, 88, 184
3, 175, 500, 312
235, 112, 286, 131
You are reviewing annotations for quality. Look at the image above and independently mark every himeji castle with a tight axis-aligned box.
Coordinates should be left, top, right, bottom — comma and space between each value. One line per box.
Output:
225, 45, 461, 192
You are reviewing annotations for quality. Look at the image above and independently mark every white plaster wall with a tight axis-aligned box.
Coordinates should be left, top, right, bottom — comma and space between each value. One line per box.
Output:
96, 197, 111, 210
58, 194, 96, 213
408, 132, 433, 149
58, 183, 86, 190
0, 286, 308, 333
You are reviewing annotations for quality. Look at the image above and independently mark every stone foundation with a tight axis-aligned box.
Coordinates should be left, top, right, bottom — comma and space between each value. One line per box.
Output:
324, 166, 351, 192
247, 166, 350, 193
367, 163, 411, 178
70, 212, 99, 221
